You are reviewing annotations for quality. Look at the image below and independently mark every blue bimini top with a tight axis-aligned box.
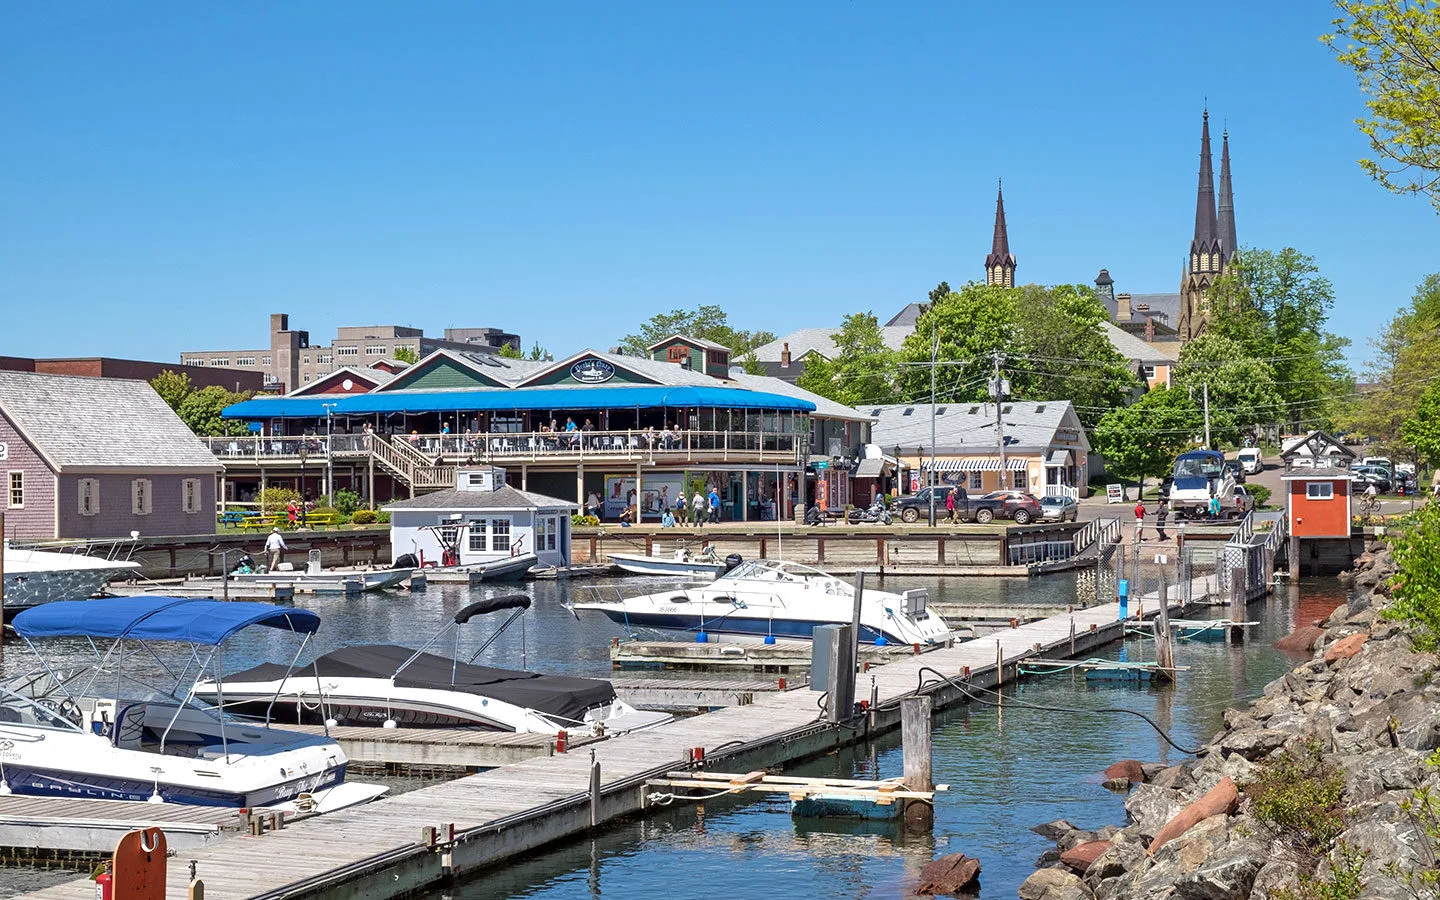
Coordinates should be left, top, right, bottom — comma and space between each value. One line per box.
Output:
13, 597, 319, 646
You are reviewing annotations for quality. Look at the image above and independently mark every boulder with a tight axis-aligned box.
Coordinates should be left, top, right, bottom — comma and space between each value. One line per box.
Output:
1173, 850, 1264, 900
1218, 728, 1289, 760
1032, 818, 1080, 841
1084, 841, 1148, 884
1392, 694, 1440, 751
1148, 777, 1240, 854
1104, 760, 1147, 785
913, 852, 981, 895
1274, 625, 1323, 652
1124, 784, 1189, 837
1149, 765, 1193, 791
1018, 867, 1095, 900
1325, 633, 1368, 664
1060, 841, 1112, 874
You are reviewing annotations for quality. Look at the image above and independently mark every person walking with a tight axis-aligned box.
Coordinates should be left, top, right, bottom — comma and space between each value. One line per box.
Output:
286, 500, 298, 529
1155, 501, 1169, 542
1208, 493, 1222, 519
264, 528, 287, 572
945, 488, 957, 524
708, 487, 721, 524
585, 491, 601, 520
691, 490, 706, 526
675, 492, 687, 522
1133, 499, 1146, 542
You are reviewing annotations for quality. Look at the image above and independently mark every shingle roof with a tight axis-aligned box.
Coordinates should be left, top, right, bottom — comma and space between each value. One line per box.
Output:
869, 401, 1089, 455
886, 303, 927, 328
514, 350, 718, 388
748, 326, 911, 363
1100, 322, 1178, 364
646, 334, 731, 353
1126, 293, 1182, 328
725, 371, 876, 422
382, 485, 576, 511
0, 371, 221, 471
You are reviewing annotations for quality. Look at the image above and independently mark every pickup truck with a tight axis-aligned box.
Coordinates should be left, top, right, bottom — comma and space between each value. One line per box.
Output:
895, 486, 1008, 524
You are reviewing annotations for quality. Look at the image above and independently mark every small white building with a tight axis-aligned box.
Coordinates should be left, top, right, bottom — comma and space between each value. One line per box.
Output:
384, 466, 577, 567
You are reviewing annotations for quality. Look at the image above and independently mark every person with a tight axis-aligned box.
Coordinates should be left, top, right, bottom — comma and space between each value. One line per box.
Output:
708, 486, 721, 524
442, 422, 451, 436
945, 487, 957, 524
692, 490, 706, 526
286, 500, 298, 529
1155, 501, 1169, 542
676, 492, 687, 520
661, 509, 676, 528
264, 528, 287, 571
618, 505, 634, 527
582, 417, 595, 449
1364, 482, 1379, 508
1208, 494, 1222, 518
409, 430, 421, 446
585, 491, 602, 519
1133, 500, 1146, 542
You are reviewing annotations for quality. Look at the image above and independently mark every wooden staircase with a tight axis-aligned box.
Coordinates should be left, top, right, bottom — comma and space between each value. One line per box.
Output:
366, 435, 454, 497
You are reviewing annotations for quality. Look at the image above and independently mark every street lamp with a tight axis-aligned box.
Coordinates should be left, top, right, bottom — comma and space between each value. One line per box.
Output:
322, 403, 338, 501
298, 443, 308, 509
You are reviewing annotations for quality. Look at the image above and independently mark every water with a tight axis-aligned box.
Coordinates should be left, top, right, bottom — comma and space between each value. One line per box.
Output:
0, 574, 1347, 898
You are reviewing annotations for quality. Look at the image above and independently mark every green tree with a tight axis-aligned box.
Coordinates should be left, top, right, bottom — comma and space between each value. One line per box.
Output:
392, 346, 420, 364
1343, 274, 1440, 457
796, 312, 900, 406
1386, 497, 1440, 651
737, 352, 767, 376
151, 370, 194, 411
1173, 333, 1285, 446
527, 341, 550, 361
1403, 380, 1440, 465
1092, 385, 1204, 496
619, 304, 776, 358
1324, 0, 1440, 211
497, 343, 523, 359
178, 386, 251, 436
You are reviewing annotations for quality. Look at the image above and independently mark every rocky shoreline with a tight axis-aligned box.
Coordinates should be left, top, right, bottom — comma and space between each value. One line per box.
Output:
1017, 543, 1440, 900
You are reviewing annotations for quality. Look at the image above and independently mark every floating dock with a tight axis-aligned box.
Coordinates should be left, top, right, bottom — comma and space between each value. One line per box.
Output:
109, 581, 295, 602
266, 725, 602, 769
13, 575, 1209, 900
609, 638, 931, 671
0, 797, 243, 854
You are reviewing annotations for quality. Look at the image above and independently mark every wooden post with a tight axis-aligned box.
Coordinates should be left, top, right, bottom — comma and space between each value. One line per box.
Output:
1154, 567, 1175, 678
901, 695, 934, 830
1069, 617, 1076, 656
589, 753, 602, 828
850, 572, 866, 660
995, 640, 1004, 688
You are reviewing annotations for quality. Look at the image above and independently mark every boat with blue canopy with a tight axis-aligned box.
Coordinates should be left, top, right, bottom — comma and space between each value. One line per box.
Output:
2, 597, 387, 811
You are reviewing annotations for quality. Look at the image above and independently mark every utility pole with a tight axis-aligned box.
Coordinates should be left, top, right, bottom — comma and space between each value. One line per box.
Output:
990, 351, 1009, 488
1202, 382, 1211, 449
928, 323, 939, 527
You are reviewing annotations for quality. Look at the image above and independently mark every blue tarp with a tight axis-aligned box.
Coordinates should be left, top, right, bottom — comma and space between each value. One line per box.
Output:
222, 385, 816, 419
13, 597, 319, 645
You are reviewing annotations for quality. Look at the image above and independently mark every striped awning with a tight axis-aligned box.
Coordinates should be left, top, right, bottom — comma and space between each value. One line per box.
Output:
921, 458, 1028, 472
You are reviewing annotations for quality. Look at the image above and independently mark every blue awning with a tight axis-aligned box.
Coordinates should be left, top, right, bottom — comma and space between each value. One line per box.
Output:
222, 385, 816, 419
13, 597, 319, 645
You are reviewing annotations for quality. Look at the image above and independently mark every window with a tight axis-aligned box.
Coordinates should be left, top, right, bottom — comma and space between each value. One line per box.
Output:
7, 471, 22, 509
465, 518, 512, 553
263, 373, 278, 385
262, 355, 273, 366
490, 519, 511, 552
303, 374, 311, 382
968, 471, 983, 490
1306, 482, 1334, 500
336, 347, 359, 357
536, 516, 558, 552
1140, 365, 1156, 380
131, 479, 152, 515
317, 353, 334, 364
467, 522, 486, 553
211, 358, 229, 367
78, 479, 99, 516
1012, 470, 1027, 490
301, 355, 309, 365
237, 356, 256, 366
183, 358, 205, 367
182, 478, 202, 514
365, 345, 387, 356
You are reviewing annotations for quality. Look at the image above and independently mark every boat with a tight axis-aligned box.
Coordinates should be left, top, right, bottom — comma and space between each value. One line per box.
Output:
395, 551, 540, 583
4, 596, 389, 811
570, 559, 953, 645
2, 543, 141, 611
607, 548, 737, 578
228, 567, 411, 593
197, 595, 673, 736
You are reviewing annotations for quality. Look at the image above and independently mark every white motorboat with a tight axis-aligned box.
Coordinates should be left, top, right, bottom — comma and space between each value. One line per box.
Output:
5, 596, 388, 810
570, 559, 952, 646
229, 567, 411, 593
396, 552, 540, 583
198, 595, 672, 736
2, 543, 140, 611
607, 548, 736, 578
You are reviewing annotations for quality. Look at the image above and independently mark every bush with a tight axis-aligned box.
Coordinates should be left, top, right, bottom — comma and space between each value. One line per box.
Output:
1248, 484, 1272, 508
572, 514, 600, 527
1385, 499, 1440, 652
332, 489, 361, 517
1244, 740, 1348, 861
351, 509, 378, 525
257, 487, 301, 516
307, 505, 340, 525
376, 511, 390, 524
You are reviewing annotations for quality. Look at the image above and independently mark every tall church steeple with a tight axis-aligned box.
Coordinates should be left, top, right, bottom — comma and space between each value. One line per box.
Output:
984, 180, 1016, 288
1217, 129, 1237, 260
1179, 111, 1230, 342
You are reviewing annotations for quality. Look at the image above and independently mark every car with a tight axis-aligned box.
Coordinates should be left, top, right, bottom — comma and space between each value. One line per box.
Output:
979, 490, 1044, 525
1351, 470, 1392, 494
1037, 495, 1079, 522
1236, 448, 1262, 475
1361, 456, 1393, 471
1223, 459, 1246, 484
1351, 465, 1393, 493
893, 486, 1006, 524
1230, 485, 1255, 517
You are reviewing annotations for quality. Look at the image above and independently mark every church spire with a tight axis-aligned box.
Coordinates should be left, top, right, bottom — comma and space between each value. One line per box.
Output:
1191, 110, 1219, 255
1217, 129, 1237, 261
985, 179, 1016, 288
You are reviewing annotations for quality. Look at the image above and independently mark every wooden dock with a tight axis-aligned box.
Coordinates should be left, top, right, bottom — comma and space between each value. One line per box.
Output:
609, 638, 931, 671
0, 797, 242, 853
612, 675, 785, 709
14, 577, 1207, 900
109, 581, 296, 602
267, 725, 602, 768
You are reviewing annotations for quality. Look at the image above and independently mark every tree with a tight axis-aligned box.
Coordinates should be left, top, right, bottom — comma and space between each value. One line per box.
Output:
527, 341, 551, 361
619, 304, 776, 358
1403, 380, 1440, 465
1324, 1, 1440, 211
1173, 333, 1285, 446
151, 370, 194, 411
497, 343, 523, 359
1092, 386, 1204, 496
392, 346, 420, 364
737, 352, 767, 376
796, 312, 900, 406
177, 386, 252, 436
1343, 273, 1440, 456
927, 281, 951, 304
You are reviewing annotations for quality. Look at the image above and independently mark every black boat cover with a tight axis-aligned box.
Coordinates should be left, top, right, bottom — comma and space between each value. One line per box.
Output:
226, 644, 617, 724
455, 595, 531, 623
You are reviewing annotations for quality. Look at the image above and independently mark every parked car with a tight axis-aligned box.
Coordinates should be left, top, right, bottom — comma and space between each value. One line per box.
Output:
1361, 456, 1393, 471
1224, 459, 1247, 484
1230, 485, 1255, 517
1037, 495, 1079, 522
979, 490, 1044, 525
1236, 448, 1262, 475
1351, 465, 1393, 493
894, 486, 1006, 524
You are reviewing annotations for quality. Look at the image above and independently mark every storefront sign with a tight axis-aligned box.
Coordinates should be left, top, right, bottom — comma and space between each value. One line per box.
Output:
570, 359, 616, 384
1106, 483, 1124, 504
812, 459, 829, 470
0, 441, 7, 461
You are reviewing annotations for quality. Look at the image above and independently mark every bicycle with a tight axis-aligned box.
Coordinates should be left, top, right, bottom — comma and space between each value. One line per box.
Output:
1359, 494, 1383, 515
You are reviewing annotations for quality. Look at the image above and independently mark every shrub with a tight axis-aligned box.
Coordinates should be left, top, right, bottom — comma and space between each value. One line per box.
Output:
1248, 484, 1272, 508
376, 511, 390, 524
306, 506, 339, 525
332, 489, 362, 517
351, 509, 378, 525
1384, 499, 1440, 652
257, 487, 301, 516
1244, 740, 1348, 862
572, 514, 600, 527
1274, 842, 1368, 900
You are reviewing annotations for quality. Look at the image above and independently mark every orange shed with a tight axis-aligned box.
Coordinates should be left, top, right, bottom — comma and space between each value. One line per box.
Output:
1284, 467, 1353, 539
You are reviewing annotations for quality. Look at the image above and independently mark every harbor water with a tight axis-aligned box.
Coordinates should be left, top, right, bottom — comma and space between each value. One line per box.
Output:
0, 573, 1345, 898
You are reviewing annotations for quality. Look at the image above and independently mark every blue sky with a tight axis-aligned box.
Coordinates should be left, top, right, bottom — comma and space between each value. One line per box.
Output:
2, 2, 1435, 368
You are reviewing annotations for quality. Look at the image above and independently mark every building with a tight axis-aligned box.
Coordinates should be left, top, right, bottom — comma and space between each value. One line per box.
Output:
868, 400, 1092, 499
179, 314, 520, 393
1178, 111, 1238, 341
212, 341, 876, 521
1280, 431, 1358, 575
1100, 321, 1177, 390
283, 367, 397, 397
384, 466, 576, 568
0, 356, 265, 393
984, 181, 1017, 288
0, 371, 221, 540
746, 323, 911, 383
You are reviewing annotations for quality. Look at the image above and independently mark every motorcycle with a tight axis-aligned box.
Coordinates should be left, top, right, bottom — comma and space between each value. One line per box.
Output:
846, 498, 893, 526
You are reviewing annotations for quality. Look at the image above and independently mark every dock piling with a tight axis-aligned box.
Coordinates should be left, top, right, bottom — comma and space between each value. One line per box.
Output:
589, 750, 602, 829
901, 696, 934, 830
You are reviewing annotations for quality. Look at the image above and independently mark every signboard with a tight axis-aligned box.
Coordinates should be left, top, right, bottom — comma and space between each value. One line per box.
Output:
0, 441, 7, 461
812, 459, 829, 470
1106, 483, 1124, 504
666, 346, 688, 363
570, 359, 616, 384
603, 474, 684, 519
910, 474, 920, 492
248, 422, 264, 433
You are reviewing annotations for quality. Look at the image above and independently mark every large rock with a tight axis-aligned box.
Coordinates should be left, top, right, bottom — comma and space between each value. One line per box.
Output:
1148, 778, 1240, 854
1084, 841, 1148, 884
1218, 728, 1289, 760
1060, 841, 1112, 874
1104, 760, 1147, 785
1274, 625, 1323, 652
1018, 867, 1095, 900
1325, 633, 1368, 664
913, 853, 981, 895
1173, 851, 1265, 900
1032, 818, 1079, 841
1392, 694, 1440, 751
1125, 784, 1189, 837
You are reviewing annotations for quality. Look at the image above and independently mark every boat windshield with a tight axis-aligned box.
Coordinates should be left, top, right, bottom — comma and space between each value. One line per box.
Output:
1174, 455, 1223, 479
0, 685, 83, 732
723, 559, 847, 587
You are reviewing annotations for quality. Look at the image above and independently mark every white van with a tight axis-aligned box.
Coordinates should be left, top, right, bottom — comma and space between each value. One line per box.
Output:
1237, 448, 1262, 475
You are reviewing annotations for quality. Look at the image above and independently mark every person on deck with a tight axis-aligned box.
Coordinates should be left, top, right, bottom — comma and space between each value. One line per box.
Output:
675, 492, 687, 521
1208, 494, 1222, 518
1155, 501, 1169, 542
708, 487, 721, 524
264, 528, 287, 571
661, 509, 676, 528
1133, 500, 1146, 542
692, 490, 706, 526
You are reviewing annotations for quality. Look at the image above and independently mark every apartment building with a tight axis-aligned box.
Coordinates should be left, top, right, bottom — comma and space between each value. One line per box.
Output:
179, 314, 520, 393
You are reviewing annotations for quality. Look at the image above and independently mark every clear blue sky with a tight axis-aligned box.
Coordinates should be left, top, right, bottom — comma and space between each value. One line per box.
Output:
2, 2, 1435, 368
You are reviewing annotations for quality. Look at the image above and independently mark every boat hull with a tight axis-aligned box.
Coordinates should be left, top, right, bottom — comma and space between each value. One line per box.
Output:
608, 554, 726, 578
2, 550, 139, 612
0, 761, 345, 807
231, 568, 410, 592
584, 608, 905, 644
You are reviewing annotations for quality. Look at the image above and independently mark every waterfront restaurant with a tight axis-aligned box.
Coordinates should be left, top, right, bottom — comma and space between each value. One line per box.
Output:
218, 345, 874, 522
